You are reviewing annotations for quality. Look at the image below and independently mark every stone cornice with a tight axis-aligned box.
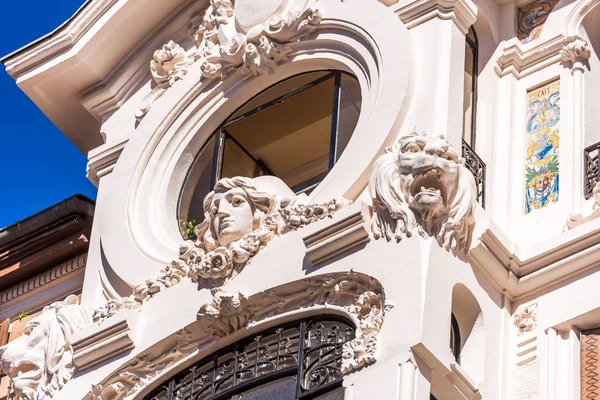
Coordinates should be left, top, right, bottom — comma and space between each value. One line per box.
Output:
560, 36, 591, 74
396, 0, 477, 35
494, 35, 590, 79
469, 219, 600, 301
1, 0, 118, 78
0, 255, 86, 307
494, 36, 563, 78
87, 140, 128, 186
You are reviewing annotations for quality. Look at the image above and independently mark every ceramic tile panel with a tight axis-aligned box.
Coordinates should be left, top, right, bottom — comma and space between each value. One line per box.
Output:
525, 79, 560, 214
517, 0, 559, 44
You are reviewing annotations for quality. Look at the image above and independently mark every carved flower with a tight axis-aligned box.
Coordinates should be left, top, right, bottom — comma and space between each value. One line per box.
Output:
151, 40, 191, 86
341, 332, 378, 374
133, 283, 149, 303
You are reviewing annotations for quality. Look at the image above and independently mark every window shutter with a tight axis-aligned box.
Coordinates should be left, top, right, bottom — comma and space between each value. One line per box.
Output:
581, 329, 600, 399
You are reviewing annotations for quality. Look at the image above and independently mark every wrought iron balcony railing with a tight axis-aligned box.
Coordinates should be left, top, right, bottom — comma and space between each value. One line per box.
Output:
585, 141, 600, 198
462, 139, 486, 208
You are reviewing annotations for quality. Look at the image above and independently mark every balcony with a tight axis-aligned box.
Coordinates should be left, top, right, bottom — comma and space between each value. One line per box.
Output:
462, 140, 486, 208
585, 141, 600, 198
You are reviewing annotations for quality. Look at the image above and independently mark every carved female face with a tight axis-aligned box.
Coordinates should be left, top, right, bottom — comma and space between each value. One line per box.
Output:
209, 188, 255, 246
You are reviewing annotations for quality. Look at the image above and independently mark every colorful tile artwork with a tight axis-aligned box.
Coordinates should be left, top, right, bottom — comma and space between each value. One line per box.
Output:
525, 79, 560, 214
517, 0, 559, 44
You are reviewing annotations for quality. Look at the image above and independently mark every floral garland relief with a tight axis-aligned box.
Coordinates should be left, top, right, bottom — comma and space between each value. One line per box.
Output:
136, 0, 322, 120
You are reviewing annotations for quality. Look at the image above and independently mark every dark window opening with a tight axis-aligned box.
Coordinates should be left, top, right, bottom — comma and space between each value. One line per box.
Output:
143, 317, 354, 400
178, 71, 361, 235
463, 27, 478, 148
450, 313, 462, 363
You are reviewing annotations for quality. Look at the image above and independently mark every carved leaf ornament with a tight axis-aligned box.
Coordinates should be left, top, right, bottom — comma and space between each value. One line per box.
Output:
87, 272, 391, 400
136, 0, 322, 120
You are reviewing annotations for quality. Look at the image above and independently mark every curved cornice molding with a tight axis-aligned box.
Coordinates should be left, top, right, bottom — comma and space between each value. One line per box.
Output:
564, 0, 600, 37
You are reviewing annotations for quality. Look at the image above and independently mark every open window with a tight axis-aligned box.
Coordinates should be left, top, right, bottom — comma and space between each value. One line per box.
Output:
178, 70, 361, 235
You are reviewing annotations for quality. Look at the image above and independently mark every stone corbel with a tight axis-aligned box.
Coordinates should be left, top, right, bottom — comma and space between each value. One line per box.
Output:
560, 36, 591, 74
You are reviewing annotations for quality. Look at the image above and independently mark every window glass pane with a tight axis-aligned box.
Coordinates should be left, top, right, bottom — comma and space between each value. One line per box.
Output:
312, 386, 345, 400
236, 377, 297, 400
221, 134, 266, 180
225, 76, 336, 189
231, 71, 331, 120
336, 73, 361, 161
178, 134, 216, 235
462, 41, 475, 145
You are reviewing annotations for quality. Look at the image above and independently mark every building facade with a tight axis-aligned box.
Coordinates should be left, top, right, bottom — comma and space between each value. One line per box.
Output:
0, 195, 94, 400
1, 0, 600, 399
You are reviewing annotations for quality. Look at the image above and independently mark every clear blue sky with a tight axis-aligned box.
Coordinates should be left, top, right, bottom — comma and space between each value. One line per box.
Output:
0, 0, 97, 228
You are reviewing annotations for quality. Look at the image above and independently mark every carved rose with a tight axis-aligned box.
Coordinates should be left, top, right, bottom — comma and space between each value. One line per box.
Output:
151, 40, 192, 86
514, 303, 538, 336
341, 331, 379, 374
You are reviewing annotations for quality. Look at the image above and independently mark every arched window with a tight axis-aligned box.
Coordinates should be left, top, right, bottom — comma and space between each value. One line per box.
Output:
144, 317, 354, 400
462, 27, 478, 148
178, 71, 361, 235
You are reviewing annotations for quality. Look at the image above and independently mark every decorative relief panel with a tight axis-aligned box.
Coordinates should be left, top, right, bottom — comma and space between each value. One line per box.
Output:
85, 272, 391, 400
369, 132, 477, 252
137, 0, 322, 120
517, 0, 559, 44
525, 80, 560, 214
0, 176, 347, 400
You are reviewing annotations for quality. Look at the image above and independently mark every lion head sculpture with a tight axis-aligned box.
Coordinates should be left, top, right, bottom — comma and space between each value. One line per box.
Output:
0, 295, 94, 400
369, 132, 477, 252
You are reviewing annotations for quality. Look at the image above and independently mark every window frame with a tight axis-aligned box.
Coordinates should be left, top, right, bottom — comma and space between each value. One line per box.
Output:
194, 70, 356, 195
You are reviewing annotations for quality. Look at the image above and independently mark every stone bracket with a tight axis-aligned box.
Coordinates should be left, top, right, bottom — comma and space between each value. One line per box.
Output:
73, 311, 138, 372
302, 202, 371, 266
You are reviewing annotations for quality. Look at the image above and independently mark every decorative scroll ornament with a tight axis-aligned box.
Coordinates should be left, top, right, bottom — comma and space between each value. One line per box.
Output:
85, 272, 390, 400
0, 296, 96, 400
196, 274, 391, 375
513, 302, 538, 335
560, 36, 591, 73
369, 132, 477, 252
135, 0, 322, 120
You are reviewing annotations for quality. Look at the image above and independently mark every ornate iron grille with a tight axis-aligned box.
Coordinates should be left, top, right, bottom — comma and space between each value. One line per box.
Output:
585, 142, 600, 198
462, 139, 486, 208
145, 317, 354, 400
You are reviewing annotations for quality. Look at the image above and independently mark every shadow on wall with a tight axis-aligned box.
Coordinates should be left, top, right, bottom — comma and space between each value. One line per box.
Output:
451, 283, 485, 383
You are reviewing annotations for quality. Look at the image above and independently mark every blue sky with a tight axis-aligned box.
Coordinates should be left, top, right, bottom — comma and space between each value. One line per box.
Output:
0, 0, 96, 228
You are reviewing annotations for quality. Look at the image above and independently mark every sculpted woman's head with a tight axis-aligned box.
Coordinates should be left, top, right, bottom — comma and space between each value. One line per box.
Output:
196, 177, 277, 247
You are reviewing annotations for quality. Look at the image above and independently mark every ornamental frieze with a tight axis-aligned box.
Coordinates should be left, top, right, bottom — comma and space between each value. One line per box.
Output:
136, 0, 322, 120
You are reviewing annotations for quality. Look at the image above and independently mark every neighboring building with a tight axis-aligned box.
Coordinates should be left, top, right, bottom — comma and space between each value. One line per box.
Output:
2, 0, 600, 399
0, 195, 94, 400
